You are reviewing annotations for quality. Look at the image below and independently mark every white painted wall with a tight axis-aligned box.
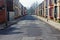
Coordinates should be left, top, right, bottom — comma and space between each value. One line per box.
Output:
9, 12, 15, 21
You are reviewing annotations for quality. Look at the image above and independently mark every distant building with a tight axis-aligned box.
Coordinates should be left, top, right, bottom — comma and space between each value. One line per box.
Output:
13, 0, 25, 18
35, 1, 44, 16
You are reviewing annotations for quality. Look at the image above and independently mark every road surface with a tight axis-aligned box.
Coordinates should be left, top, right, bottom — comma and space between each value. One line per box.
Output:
0, 15, 60, 40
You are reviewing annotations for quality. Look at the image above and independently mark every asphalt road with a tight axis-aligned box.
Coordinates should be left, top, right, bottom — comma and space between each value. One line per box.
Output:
0, 15, 60, 40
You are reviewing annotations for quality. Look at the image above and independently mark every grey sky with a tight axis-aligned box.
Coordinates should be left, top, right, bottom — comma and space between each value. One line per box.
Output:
19, 0, 44, 8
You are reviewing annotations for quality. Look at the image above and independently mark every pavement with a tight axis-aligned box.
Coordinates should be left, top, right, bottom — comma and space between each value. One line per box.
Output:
0, 15, 60, 40
0, 16, 24, 30
34, 15, 60, 30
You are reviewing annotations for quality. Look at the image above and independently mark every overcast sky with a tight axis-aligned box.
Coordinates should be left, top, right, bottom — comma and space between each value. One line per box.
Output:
19, 0, 44, 8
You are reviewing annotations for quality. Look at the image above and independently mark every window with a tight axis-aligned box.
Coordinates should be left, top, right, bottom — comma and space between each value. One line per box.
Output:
0, 5, 5, 11
54, 6, 57, 18
54, 0, 57, 4
49, 0, 52, 5
54, 6, 57, 13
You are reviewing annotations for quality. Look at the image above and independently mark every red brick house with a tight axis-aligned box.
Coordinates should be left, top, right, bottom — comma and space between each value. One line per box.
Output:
0, 0, 6, 23
0, 0, 14, 23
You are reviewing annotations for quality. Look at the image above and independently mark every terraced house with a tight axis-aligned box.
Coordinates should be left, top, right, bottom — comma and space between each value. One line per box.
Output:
57, 0, 60, 21
35, 1, 44, 16
44, 0, 48, 18
0, 0, 27, 23
13, 0, 21, 19
0, 0, 6, 23
0, 0, 14, 23
35, 0, 60, 22
48, 0, 60, 21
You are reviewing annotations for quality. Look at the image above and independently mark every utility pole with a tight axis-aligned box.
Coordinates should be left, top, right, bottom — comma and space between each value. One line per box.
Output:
5, 0, 8, 27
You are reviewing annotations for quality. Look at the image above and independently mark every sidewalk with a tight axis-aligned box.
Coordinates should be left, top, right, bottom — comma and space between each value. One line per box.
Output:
0, 20, 18, 30
0, 24, 5, 29
34, 15, 60, 30
0, 16, 23, 30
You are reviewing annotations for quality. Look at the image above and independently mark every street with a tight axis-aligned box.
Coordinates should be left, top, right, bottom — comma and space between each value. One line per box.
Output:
0, 15, 60, 40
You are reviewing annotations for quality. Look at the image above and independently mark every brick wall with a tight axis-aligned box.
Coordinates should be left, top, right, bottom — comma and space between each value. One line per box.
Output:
0, 0, 6, 23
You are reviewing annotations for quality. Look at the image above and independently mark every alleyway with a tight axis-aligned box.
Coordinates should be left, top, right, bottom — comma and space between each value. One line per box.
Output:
0, 15, 60, 40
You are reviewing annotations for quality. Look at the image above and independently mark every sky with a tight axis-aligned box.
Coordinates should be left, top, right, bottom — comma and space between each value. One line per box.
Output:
19, 0, 44, 8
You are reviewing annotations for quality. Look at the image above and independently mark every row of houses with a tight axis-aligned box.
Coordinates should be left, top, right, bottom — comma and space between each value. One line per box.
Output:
0, 0, 27, 23
35, 0, 60, 22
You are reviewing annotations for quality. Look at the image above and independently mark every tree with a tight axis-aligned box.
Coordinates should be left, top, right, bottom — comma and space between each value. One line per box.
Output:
27, 1, 38, 15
